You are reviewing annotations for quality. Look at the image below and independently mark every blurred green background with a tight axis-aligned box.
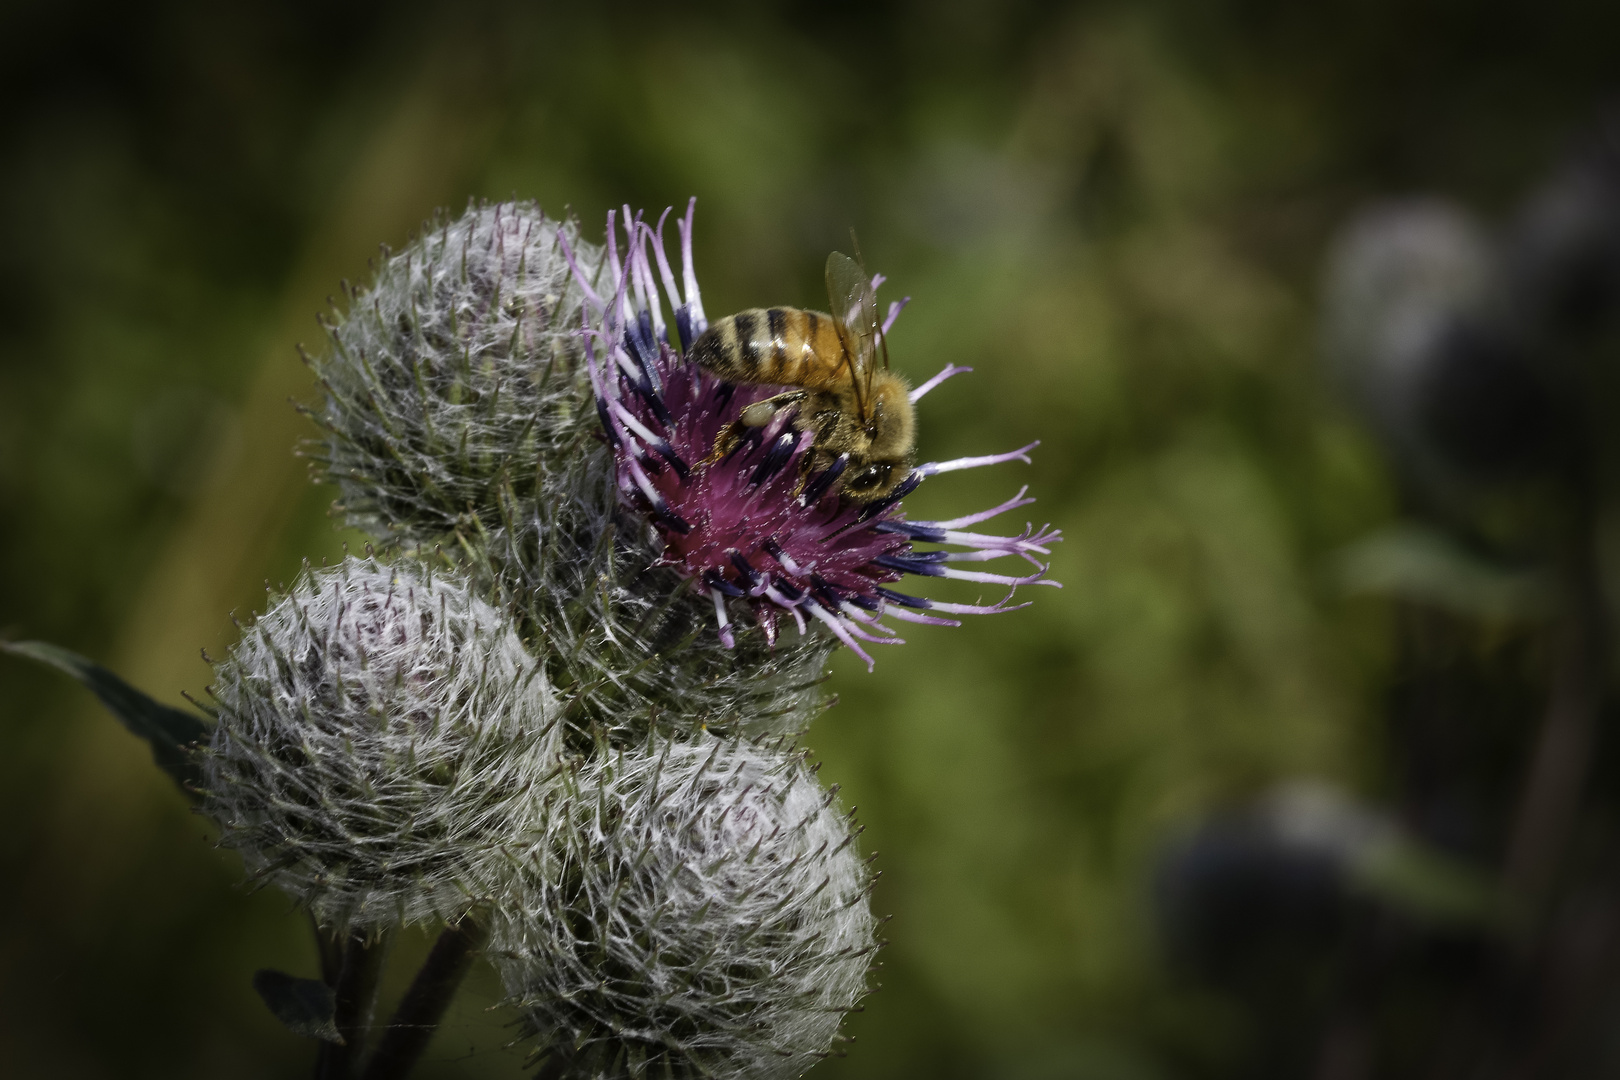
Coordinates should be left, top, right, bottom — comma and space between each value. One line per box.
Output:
2, 1, 1617, 1076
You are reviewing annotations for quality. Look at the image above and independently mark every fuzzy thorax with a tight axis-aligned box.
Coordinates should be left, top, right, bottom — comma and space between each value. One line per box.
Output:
686, 305, 917, 502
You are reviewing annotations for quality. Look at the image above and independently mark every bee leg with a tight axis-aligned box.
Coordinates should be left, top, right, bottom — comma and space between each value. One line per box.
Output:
737, 390, 809, 428
705, 391, 811, 466
790, 449, 823, 499
708, 390, 807, 464
703, 421, 748, 466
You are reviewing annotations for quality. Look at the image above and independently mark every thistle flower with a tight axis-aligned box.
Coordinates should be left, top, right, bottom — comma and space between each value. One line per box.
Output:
490, 736, 876, 1080
473, 440, 839, 743
306, 200, 602, 543
304, 200, 830, 743
202, 557, 563, 931
567, 202, 1060, 670
306, 199, 1057, 745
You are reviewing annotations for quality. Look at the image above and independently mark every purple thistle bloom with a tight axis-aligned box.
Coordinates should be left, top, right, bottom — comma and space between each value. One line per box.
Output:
561, 201, 1060, 670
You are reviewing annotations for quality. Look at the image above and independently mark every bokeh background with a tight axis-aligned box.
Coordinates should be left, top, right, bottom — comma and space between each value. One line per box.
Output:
4, 1, 1619, 1077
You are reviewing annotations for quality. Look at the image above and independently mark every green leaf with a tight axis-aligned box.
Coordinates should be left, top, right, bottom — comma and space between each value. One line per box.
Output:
252, 969, 343, 1044
1336, 524, 1553, 620
1349, 836, 1499, 927
1, 640, 211, 796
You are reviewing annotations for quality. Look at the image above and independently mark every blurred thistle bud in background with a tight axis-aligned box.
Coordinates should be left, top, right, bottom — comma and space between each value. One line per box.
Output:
307, 201, 602, 546
1156, 784, 1491, 988
202, 556, 562, 932
1500, 111, 1620, 513
1293, 110, 1620, 1080
1322, 201, 1571, 499
1156, 785, 1366, 986
490, 736, 877, 1080
1504, 112, 1620, 346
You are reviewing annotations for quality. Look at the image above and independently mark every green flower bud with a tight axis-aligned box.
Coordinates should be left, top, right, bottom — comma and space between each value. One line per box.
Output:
308, 201, 602, 543
308, 200, 831, 745
202, 557, 562, 931
490, 735, 876, 1079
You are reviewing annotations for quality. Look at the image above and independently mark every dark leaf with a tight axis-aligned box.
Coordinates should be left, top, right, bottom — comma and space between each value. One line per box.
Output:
1, 640, 211, 796
1350, 835, 1499, 928
252, 968, 343, 1044
1336, 525, 1553, 620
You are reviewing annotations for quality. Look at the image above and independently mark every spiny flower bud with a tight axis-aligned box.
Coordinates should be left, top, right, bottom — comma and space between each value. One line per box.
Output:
308, 200, 603, 543
308, 200, 828, 745
202, 557, 563, 931
490, 736, 877, 1080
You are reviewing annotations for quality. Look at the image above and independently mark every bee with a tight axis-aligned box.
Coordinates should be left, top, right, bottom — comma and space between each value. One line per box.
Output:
685, 250, 915, 503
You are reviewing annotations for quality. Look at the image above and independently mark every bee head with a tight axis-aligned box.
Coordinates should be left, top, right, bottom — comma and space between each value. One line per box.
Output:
842, 461, 903, 502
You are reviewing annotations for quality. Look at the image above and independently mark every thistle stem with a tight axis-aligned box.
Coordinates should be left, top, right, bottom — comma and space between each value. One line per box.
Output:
1501, 524, 1605, 925
316, 929, 390, 1080
360, 920, 487, 1080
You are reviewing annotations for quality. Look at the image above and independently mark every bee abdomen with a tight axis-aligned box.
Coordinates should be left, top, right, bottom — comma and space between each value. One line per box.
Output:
688, 307, 840, 387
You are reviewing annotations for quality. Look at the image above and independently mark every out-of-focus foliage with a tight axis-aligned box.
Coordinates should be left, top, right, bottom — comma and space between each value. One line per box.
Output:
3, 1, 1618, 1077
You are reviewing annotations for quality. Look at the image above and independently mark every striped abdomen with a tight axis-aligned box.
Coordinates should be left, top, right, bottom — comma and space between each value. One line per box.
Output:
686, 307, 849, 389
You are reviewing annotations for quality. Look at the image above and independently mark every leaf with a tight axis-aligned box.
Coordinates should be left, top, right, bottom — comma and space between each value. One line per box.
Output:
1, 640, 211, 795
1335, 524, 1553, 620
1349, 836, 1498, 927
252, 969, 343, 1044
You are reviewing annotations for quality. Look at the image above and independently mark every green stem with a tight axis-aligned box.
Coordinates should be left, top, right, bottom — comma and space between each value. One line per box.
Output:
1501, 527, 1605, 927
315, 928, 390, 1080
360, 920, 487, 1080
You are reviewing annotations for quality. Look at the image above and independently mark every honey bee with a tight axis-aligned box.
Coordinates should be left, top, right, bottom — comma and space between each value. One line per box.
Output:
686, 250, 915, 503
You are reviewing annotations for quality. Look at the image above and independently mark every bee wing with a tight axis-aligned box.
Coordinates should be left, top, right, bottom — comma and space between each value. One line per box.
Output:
825, 250, 879, 420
